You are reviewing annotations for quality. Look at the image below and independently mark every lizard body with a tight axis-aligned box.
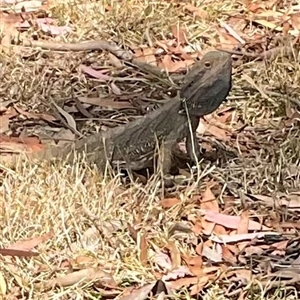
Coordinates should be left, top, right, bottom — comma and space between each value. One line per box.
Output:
0, 51, 232, 173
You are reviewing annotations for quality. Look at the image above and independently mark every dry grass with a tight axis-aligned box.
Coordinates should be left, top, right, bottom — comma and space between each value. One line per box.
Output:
0, 0, 300, 299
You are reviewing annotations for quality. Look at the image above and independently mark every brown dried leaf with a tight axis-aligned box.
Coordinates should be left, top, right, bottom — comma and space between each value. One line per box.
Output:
51, 102, 79, 134
204, 211, 270, 230
53, 268, 116, 288
139, 233, 148, 266
221, 245, 237, 263
196, 119, 207, 134
183, 4, 208, 19
167, 241, 181, 269
195, 243, 203, 256
155, 40, 169, 52
169, 276, 198, 290
171, 25, 187, 45
255, 10, 283, 19
110, 82, 122, 95
191, 222, 203, 235
216, 27, 241, 50
160, 197, 180, 209
217, 110, 234, 124
0, 248, 39, 257
8, 231, 54, 251
161, 55, 194, 72
13, 0, 42, 13
14, 106, 56, 122
206, 123, 229, 140
190, 275, 210, 295
0, 135, 43, 153
0, 115, 10, 134
73, 255, 98, 267
78, 97, 134, 109
202, 244, 222, 262
1, 106, 18, 117
162, 266, 193, 281
182, 255, 203, 268
213, 224, 227, 235
290, 13, 300, 30
108, 53, 123, 68
211, 232, 280, 244
52, 128, 75, 147
79, 65, 111, 80
118, 282, 157, 300
237, 211, 249, 234
226, 269, 252, 281
0, 272, 6, 296
220, 21, 246, 45
142, 48, 157, 65
247, 2, 264, 13
200, 184, 218, 235
237, 211, 250, 251
254, 19, 283, 31
201, 184, 218, 208
153, 251, 172, 270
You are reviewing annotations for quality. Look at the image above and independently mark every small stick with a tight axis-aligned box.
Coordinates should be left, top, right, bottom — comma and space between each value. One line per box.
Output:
22, 39, 171, 80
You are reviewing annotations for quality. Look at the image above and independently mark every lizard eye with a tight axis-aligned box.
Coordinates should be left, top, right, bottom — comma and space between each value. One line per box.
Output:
204, 61, 211, 69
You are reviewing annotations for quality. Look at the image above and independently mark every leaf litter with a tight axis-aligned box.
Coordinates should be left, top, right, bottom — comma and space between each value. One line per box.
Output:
0, 0, 300, 299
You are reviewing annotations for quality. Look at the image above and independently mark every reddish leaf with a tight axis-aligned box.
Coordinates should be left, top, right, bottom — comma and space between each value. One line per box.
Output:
213, 224, 227, 235
0, 248, 39, 257
200, 184, 218, 235
171, 25, 187, 45
204, 211, 270, 230
142, 48, 157, 65
8, 231, 54, 251
221, 245, 237, 263
79, 65, 111, 80
160, 197, 180, 209
0, 135, 43, 153
182, 255, 203, 268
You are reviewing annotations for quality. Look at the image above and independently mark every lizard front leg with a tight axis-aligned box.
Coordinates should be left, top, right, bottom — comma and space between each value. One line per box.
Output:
160, 139, 176, 175
185, 117, 201, 164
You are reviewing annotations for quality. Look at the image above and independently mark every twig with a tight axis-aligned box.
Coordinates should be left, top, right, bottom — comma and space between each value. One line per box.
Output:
217, 45, 296, 60
21, 39, 174, 82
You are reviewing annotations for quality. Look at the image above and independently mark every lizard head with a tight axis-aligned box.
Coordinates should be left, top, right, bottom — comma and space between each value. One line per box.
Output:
180, 50, 232, 117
